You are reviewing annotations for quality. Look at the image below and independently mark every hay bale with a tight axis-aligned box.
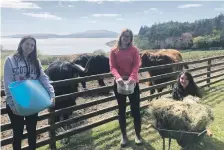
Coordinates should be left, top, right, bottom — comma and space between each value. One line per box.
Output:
183, 95, 201, 104
142, 109, 157, 128
148, 97, 214, 132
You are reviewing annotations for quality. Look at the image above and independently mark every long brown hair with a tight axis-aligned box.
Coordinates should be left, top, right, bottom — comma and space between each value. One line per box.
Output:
113, 28, 134, 51
14, 35, 41, 78
176, 71, 202, 98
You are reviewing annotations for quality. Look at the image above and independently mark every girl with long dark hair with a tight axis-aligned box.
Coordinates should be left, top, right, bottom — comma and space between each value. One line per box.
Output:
3, 35, 55, 150
172, 71, 202, 100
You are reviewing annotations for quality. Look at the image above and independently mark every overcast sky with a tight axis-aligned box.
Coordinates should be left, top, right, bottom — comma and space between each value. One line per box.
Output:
1, 0, 224, 36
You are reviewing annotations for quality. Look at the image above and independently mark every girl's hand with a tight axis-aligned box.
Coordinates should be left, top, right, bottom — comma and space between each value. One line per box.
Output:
11, 103, 18, 115
50, 98, 55, 107
116, 78, 125, 86
12, 107, 18, 114
127, 79, 136, 86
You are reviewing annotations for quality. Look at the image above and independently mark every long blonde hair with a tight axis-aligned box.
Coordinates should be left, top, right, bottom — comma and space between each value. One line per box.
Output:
113, 28, 134, 51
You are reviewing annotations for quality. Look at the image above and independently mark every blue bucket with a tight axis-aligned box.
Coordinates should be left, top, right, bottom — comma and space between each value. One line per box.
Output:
8, 80, 52, 116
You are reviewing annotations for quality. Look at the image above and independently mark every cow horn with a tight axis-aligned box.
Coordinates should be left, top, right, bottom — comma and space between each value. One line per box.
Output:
83, 56, 92, 73
72, 56, 92, 73
72, 64, 86, 72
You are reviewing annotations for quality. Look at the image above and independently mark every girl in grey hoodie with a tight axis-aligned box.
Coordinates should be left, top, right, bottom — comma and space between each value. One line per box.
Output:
3, 35, 55, 150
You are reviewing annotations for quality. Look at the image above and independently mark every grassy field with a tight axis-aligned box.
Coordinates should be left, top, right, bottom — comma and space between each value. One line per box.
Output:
37, 81, 224, 150
180, 50, 224, 60
1, 49, 224, 150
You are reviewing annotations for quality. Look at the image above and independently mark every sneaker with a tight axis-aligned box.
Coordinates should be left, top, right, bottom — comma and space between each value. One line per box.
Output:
135, 136, 143, 145
120, 136, 128, 147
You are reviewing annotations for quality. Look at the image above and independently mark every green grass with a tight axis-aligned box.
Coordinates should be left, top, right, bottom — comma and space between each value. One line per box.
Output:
37, 81, 224, 150
1, 49, 223, 149
181, 50, 224, 60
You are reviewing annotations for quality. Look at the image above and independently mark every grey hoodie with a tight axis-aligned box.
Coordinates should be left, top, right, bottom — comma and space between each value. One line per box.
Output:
3, 55, 55, 109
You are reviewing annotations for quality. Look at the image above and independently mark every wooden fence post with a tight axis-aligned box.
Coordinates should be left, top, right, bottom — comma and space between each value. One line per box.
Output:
207, 59, 211, 87
48, 107, 56, 150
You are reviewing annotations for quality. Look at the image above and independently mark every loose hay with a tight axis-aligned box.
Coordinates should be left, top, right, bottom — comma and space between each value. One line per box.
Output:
148, 97, 214, 132
183, 95, 201, 104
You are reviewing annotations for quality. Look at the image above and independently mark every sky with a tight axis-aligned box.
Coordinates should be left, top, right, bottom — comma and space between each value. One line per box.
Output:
1, 0, 224, 36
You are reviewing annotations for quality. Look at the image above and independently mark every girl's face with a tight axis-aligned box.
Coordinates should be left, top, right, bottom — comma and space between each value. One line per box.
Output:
180, 74, 189, 88
21, 38, 35, 57
121, 31, 132, 46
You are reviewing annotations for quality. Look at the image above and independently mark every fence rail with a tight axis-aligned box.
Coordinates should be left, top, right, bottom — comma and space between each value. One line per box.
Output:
1, 55, 224, 149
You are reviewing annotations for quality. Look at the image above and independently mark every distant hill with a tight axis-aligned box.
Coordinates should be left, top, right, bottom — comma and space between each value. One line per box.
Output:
64, 30, 119, 38
3, 30, 119, 39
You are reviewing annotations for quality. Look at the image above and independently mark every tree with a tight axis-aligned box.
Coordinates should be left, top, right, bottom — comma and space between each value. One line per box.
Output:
180, 32, 193, 49
220, 29, 224, 47
136, 13, 224, 50
164, 37, 175, 49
